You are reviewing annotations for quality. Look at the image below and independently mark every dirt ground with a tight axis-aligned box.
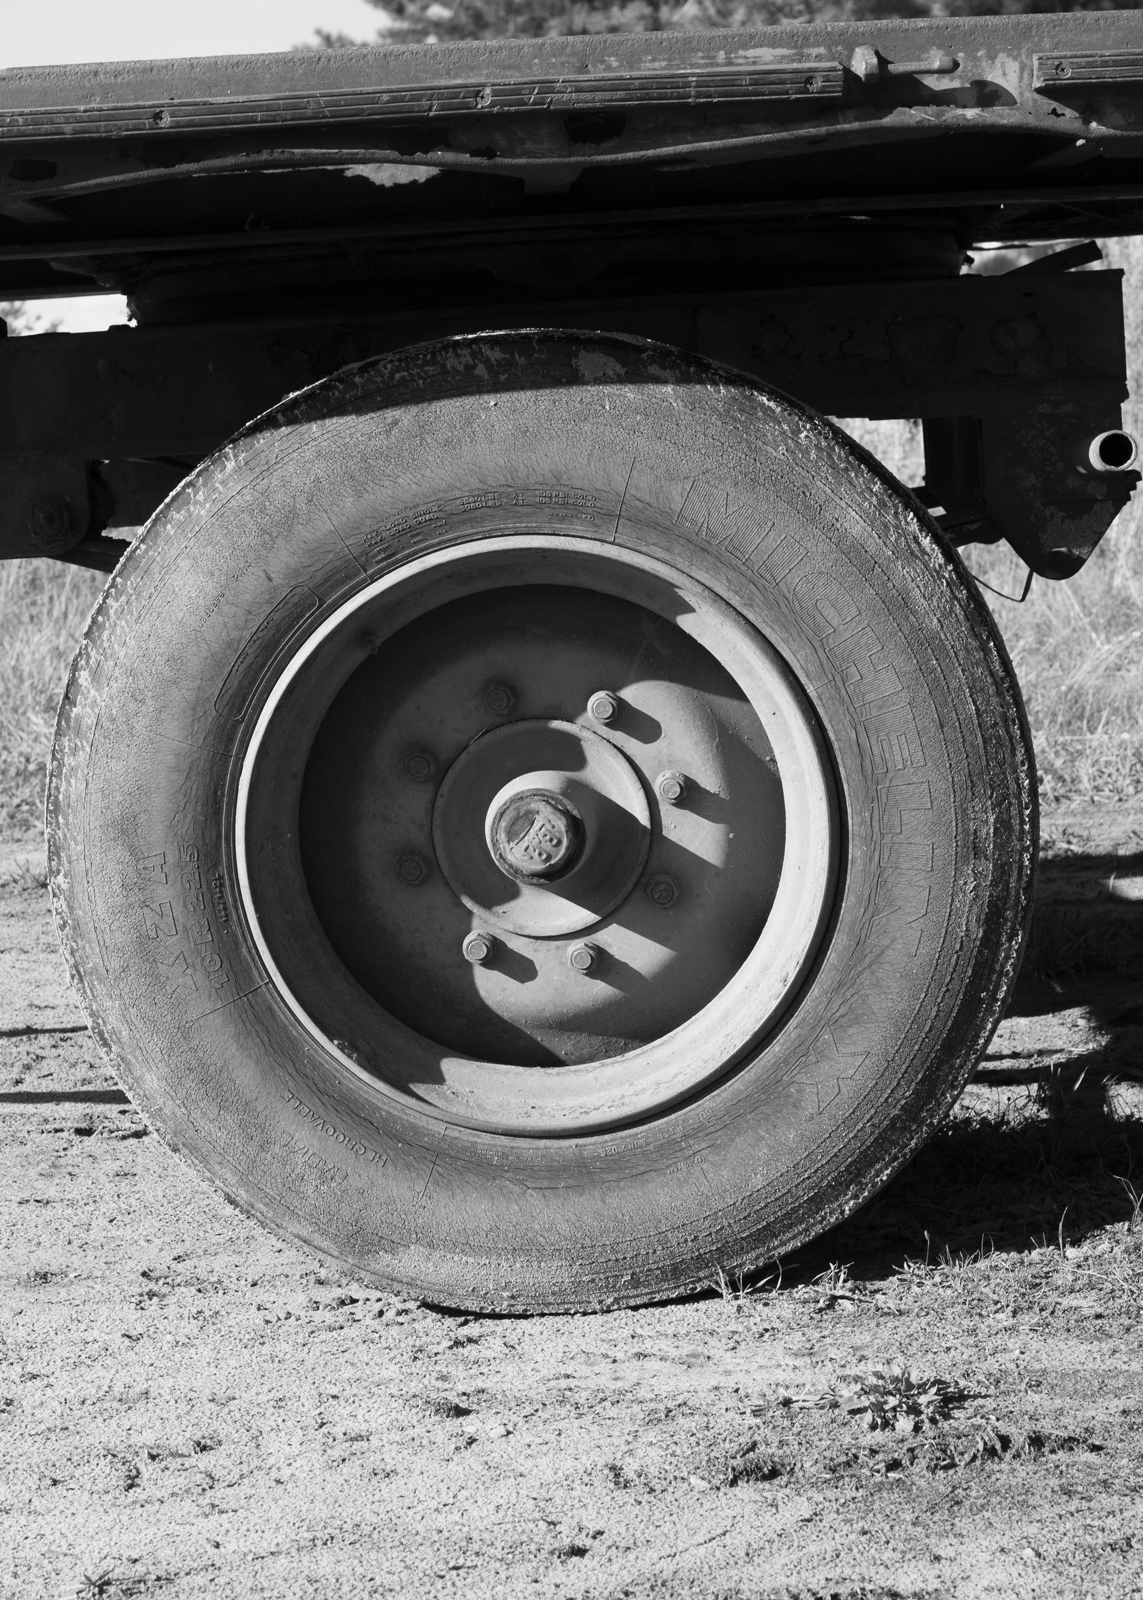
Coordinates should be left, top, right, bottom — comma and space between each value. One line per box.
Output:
2, 805, 1141, 1600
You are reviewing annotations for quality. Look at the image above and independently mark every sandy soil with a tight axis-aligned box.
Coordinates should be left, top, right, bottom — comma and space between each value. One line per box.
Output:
1, 810, 1141, 1600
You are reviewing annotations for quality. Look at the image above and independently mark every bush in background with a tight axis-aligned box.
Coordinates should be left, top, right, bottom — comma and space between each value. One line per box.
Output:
0, 301, 61, 336
317, 0, 1143, 49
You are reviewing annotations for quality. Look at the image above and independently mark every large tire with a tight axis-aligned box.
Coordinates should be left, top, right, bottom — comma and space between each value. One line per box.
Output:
49, 332, 1035, 1312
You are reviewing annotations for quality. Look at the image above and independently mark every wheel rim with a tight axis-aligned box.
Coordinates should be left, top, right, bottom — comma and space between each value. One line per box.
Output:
236, 536, 840, 1135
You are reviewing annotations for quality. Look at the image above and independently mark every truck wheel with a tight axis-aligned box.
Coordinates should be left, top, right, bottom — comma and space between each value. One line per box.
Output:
49, 333, 1035, 1311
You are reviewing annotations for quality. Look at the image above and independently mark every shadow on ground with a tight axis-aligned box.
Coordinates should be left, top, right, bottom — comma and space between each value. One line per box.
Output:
803, 850, 1143, 1281
1024, 849, 1143, 981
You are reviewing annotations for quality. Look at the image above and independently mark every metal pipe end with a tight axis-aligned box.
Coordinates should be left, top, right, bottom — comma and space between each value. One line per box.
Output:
1081, 430, 1138, 474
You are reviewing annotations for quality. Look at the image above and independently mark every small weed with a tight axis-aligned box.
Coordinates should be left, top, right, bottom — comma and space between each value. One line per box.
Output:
815, 1418, 1101, 1482
711, 1261, 781, 1302
804, 1261, 861, 1312
833, 1368, 971, 1433
0, 854, 48, 892
422, 1396, 473, 1420
1018, 1429, 1104, 1459
693, 1437, 786, 1489
100, 1453, 143, 1493
778, 1366, 971, 1434
721, 1441, 784, 1486
1115, 1173, 1143, 1231
77, 1567, 161, 1598
604, 1460, 658, 1495
917, 1420, 1010, 1471
24, 1266, 65, 1287
812, 1261, 852, 1296
910, 1424, 1103, 1473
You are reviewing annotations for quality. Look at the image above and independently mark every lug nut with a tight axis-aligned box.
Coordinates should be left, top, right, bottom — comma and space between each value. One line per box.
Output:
462, 931, 498, 965
567, 941, 601, 974
645, 873, 680, 908
483, 680, 516, 717
395, 851, 429, 886
656, 770, 687, 805
403, 748, 437, 783
587, 690, 619, 725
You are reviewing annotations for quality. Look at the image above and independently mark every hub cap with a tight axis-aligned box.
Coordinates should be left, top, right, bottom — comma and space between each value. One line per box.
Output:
433, 719, 651, 939
490, 790, 583, 882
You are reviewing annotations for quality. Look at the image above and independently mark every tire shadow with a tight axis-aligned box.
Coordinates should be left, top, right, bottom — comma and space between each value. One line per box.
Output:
812, 850, 1143, 1273
1021, 849, 1143, 992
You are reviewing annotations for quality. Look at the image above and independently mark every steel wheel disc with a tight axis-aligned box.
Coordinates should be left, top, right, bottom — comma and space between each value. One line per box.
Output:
237, 537, 839, 1134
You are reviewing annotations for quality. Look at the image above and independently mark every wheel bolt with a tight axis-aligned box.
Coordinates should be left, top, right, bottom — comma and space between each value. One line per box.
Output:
403, 748, 437, 783
645, 873, 680, 908
462, 931, 498, 965
483, 680, 516, 717
567, 941, 601, 974
395, 852, 429, 886
587, 690, 619, 725
656, 770, 687, 805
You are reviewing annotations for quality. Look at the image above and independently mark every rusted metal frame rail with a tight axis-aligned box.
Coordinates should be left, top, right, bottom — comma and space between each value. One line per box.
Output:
0, 269, 1131, 578
4, 116, 1143, 217
7, 17, 1143, 221
3, 185, 1143, 272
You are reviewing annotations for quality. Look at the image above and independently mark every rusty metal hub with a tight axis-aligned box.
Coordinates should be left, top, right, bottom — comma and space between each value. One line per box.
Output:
490, 790, 583, 882
432, 718, 651, 941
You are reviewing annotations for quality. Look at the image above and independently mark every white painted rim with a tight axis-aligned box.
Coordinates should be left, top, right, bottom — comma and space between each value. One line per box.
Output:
236, 535, 840, 1135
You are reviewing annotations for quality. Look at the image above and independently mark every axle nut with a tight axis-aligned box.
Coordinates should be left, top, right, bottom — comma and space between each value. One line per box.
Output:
483, 680, 516, 717
395, 851, 429, 886
645, 873, 680, 909
489, 790, 585, 883
567, 941, 600, 974
462, 931, 498, 965
655, 770, 687, 805
587, 690, 619, 725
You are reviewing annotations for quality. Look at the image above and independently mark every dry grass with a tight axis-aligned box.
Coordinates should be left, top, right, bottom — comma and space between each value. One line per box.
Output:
963, 532, 1143, 809
0, 561, 105, 839
841, 415, 1143, 811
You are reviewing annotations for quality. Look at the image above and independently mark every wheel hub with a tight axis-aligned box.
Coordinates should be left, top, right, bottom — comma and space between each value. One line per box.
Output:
488, 789, 584, 883
293, 579, 795, 1063
432, 718, 652, 939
